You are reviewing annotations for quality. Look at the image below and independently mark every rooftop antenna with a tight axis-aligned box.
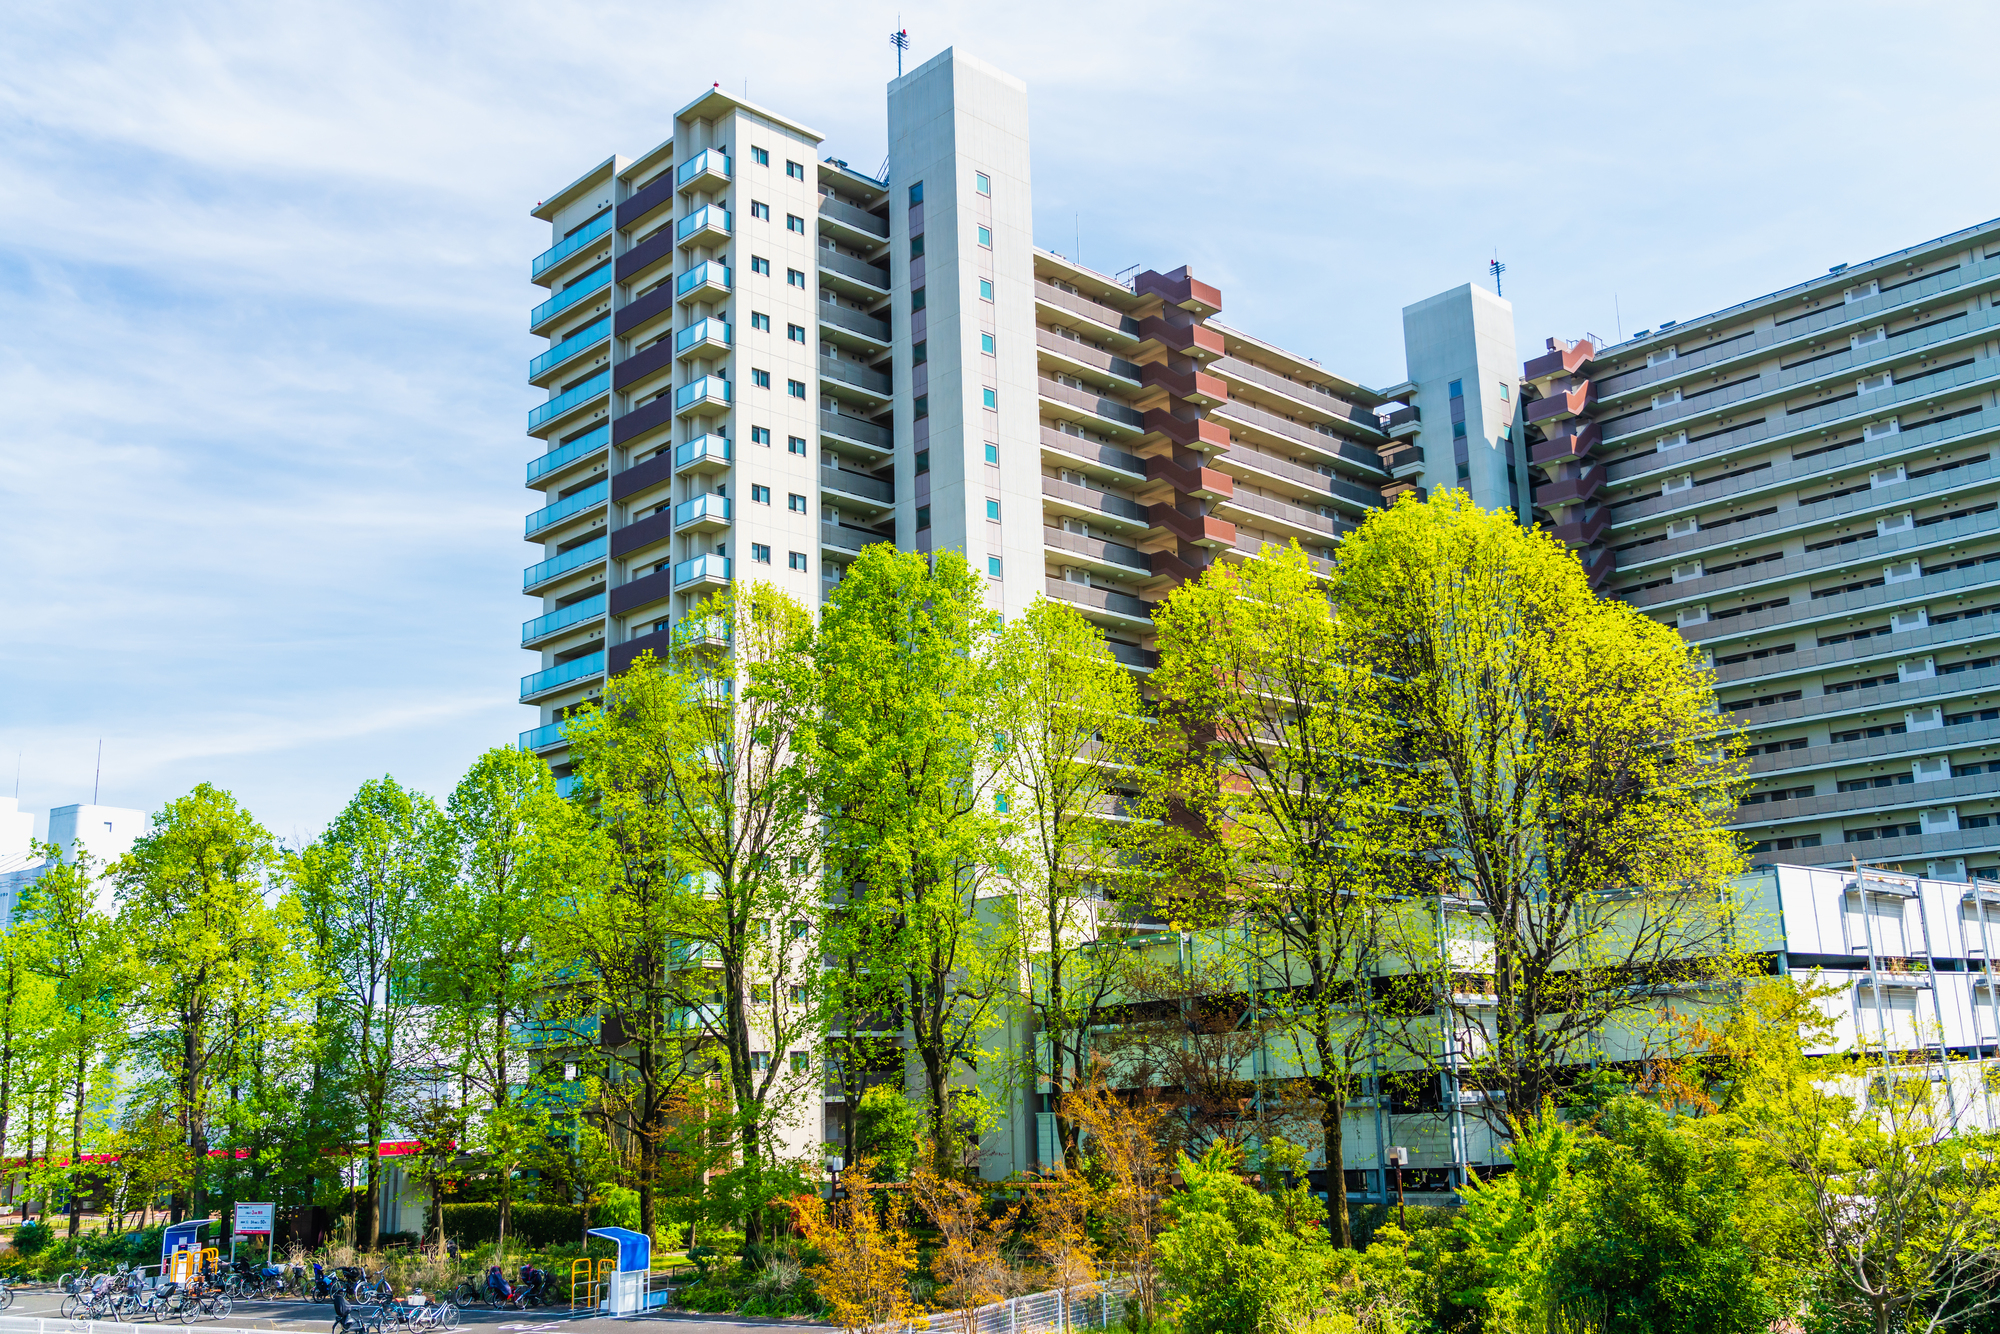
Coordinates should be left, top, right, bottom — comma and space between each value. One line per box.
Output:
93, 739, 101, 805
1488, 253, 1506, 297
890, 24, 910, 77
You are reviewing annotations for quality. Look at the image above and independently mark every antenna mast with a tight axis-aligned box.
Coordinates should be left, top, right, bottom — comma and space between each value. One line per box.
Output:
890, 25, 909, 77
93, 739, 102, 805
1488, 254, 1507, 297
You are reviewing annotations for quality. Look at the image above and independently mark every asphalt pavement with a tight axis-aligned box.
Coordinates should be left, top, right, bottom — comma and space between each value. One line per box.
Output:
0, 1291, 822, 1334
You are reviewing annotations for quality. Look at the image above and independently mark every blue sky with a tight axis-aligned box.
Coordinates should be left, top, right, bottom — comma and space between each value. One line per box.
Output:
2, 0, 1995, 842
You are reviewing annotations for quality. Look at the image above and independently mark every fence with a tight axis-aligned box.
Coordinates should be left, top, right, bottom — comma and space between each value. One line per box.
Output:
908, 1279, 1134, 1334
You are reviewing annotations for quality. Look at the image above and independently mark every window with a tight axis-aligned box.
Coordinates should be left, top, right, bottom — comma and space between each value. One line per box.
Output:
787, 435, 807, 455
914, 394, 929, 418
751, 426, 772, 445
788, 983, 808, 1003
1448, 378, 1464, 397
786, 160, 805, 180
787, 268, 806, 288
789, 917, 809, 940
988, 555, 1003, 578
981, 332, 995, 354
908, 181, 924, 205
750, 1051, 770, 1071
976, 224, 991, 247
751, 255, 771, 275
750, 201, 770, 220
1497, 382, 1510, 402
974, 171, 990, 195
750, 311, 771, 331
915, 449, 930, 474
912, 286, 927, 311
789, 1051, 810, 1074
789, 855, 809, 874
751, 368, 771, 388
787, 379, 806, 398
982, 387, 997, 409
979, 278, 994, 301
917, 505, 932, 530
787, 322, 805, 342
913, 339, 928, 364
984, 442, 998, 464
787, 214, 805, 233
752, 485, 771, 504
752, 983, 771, 1004
986, 498, 1001, 521
788, 493, 807, 513
752, 543, 772, 563
789, 551, 808, 571
751, 146, 769, 166
910, 233, 926, 258
994, 793, 1010, 812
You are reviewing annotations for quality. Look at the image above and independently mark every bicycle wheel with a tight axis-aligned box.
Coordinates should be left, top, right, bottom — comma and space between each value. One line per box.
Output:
437, 1301, 460, 1330
0, 1287, 15, 1311
61, 1295, 81, 1319
212, 1294, 234, 1321
178, 1296, 199, 1325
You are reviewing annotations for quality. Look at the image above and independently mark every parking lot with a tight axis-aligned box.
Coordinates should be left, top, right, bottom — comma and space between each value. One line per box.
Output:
0, 1290, 821, 1334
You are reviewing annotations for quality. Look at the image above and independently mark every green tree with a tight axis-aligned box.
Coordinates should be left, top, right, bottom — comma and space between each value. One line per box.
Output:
1157, 1139, 1339, 1334
852, 1082, 924, 1182
1141, 542, 1400, 1247
115, 783, 291, 1221
1337, 492, 1748, 1139
562, 583, 821, 1239
992, 596, 1143, 1168
295, 776, 452, 1247
817, 547, 1017, 1169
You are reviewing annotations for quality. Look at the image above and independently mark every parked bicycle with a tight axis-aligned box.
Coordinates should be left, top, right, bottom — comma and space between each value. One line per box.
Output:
330, 1287, 386, 1334
119, 1273, 197, 1325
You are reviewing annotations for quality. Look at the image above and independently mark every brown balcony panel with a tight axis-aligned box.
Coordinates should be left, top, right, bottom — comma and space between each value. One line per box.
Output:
609, 509, 675, 558
1134, 267, 1221, 315
1034, 280, 1143, 337
1524, 381, 1595, 425
1533, 462, 1607, 509
1142, 408, 1230, 450
613, 339, 675, 391
612, 396, 676, 446
1040, 426, 1144, 476
1138, 314, 1225, 358
1148, 548, 1203, 584
1140, 362, 1227, 406
1382, 480, 1427, 504
614, 229, 676, 285
1148, 503, 1235, 548
1551, 508, 1609, 547
615, 175, 675, 231
1382, 405, 1420, 430
609, 626, 675, 676
1522, 336, 1598, 385
609, 566, 676, 616
1579, 545, 1615, 589
1046, 577, 1156, 622
613, 285, 676, 338
611, 450, 675, 501
1145, 455, 1234, 500
1530, 418, 1602, 467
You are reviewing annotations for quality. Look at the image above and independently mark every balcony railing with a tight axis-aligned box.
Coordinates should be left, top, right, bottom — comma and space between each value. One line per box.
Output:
818, 196, 889, 239
521, 652, 605, 701
676, 205, 733, 242
674, 375, 733, 412
821, 464, 893, 504
522, 592, 606, 646
673, 553, 731, 588
673, 617, 732, 648
527, 423, 610, 483
531, 210, 612, 279
528, 370, 610, 431
529, 262, 611, 329
673, 492, 733, 529
820, 355, 892, 396
675, 150, 732, 188
819, 300, 892, 344
675, 318, 733, 354
530, 315, 610, 380
517, 721, 569, 751
675, 262, 733, 298
818, 249, 890, 291
525, 479, 609, 536
523, 536, 607, 591
819, 409, 891, 450
675, 433, 732, 471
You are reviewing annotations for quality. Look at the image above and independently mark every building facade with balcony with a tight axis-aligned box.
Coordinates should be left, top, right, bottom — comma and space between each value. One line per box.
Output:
1522, 219, 2000, 886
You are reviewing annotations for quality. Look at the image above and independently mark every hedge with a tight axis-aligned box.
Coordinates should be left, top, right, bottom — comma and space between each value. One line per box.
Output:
439, 1202, 585, 1247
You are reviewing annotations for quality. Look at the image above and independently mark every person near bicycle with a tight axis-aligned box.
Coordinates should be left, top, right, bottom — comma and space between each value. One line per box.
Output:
516, 1263, 549, 1306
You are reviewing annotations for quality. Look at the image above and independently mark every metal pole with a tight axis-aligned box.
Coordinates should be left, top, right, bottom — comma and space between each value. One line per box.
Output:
1913, 875, 1959, 1123
1854, 859, 1892, 1073
1978, 890, 2000, 1127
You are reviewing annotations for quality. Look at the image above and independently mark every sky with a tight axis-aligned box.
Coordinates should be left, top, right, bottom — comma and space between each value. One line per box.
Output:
2, 0, 1996, 843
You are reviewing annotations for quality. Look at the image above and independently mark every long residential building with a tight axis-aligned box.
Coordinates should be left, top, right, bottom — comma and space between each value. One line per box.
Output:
1522, 219, 2000, 886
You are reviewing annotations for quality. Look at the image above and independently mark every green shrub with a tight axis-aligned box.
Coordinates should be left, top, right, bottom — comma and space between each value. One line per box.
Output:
12, 1222, 51, 1256
438, 1202, 584, 1247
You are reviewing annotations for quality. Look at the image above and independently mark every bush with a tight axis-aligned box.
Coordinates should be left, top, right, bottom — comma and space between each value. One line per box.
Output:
438, 1202, 584, 1247
12, 1222, 51, 1256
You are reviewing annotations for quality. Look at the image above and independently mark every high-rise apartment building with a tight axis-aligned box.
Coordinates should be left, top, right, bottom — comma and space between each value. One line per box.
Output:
1522, 218, 2000, 885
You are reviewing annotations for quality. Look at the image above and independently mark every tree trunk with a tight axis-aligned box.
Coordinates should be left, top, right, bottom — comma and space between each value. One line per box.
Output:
1319, 1096, 1351, 1248
67, 1046, 86, 1239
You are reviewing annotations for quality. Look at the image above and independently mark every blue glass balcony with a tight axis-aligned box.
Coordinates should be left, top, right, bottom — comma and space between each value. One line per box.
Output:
529, 262, 612, 330
524, 536, 607, 591
526, 480, 609, 536
675, 262, 732, 302
675, 150, 732, 189
674, 375, 732, 416
531, 210, 612, 279
673, 492, 732, 533
528, 370, 610, 431
673, 616, 732, 648
518, 721, 568, 751
675, 433, 731, 473
521, 652, 605, 702
530, 315, 610, 380
522, 592, 606, 646
676, 206, 733, 245
527, 423, 610, 484
674, 318, 732, 356
673, 553, 731, 589
556, 774, 578, 798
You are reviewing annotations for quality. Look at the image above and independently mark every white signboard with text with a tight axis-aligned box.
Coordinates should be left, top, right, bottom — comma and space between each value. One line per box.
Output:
234, 1202, 275, 1235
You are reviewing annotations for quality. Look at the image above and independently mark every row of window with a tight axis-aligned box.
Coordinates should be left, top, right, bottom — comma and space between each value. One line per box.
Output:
745, 484, 810, 513
743, 369, 808, 398
746, 200, 808, 233
745, 145, 806, 181
744, 255, 808, 286
744, 543, 811, 572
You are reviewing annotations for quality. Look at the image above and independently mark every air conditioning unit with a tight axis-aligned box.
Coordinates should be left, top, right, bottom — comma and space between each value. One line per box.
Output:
1877, 511, 1914, 537
1677, 604, 1709, 628
1652, 387, 1683, 410
1858, 372, 1895, 395
1844, 280, 1881, 304
1906, 706, 1944, 732
1884, 558, 1923, 584
1914, 756, 1953, 782
1657, 429, 1689, 451
1666, 516, 1700, 539
1863, 418, 1901, 443
1851, 325, 1888, 351
1662, 473, 1695, 496
1647, 346, 1679, 369
1897, 657, 1935, 682
1671, 560, 1704, 584
1921, 809, 1962, 836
